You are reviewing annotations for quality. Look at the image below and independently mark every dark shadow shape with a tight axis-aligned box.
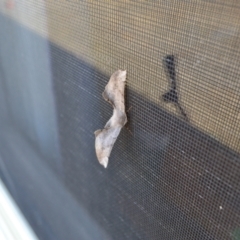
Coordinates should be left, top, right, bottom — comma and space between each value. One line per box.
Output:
162, 55, 189, 121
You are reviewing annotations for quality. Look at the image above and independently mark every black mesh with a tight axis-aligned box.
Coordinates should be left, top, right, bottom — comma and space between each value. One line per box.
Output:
0, 1, 240, 240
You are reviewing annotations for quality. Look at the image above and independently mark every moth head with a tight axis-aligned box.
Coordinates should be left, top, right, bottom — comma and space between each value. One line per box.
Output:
99, 157, 109, 168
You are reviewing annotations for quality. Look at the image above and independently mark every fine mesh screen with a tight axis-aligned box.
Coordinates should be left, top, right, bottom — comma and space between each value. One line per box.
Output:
0, 0, 240, 240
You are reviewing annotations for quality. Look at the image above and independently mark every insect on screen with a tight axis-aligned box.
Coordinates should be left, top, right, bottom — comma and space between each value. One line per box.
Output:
0, 0, 239, 240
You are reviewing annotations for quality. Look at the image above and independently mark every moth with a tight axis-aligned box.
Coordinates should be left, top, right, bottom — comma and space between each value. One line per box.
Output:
94, 70, 127, 168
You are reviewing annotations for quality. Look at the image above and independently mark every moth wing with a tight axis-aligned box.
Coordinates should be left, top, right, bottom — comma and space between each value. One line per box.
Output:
95, 126, 122, 168
95, 70, 127, 168
94, 129, 102, 136
102, 70, 127, 109
111, 70, 126, 111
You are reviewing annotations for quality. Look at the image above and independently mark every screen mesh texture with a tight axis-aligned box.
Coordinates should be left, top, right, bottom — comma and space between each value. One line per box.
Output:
0, 0, 240, 240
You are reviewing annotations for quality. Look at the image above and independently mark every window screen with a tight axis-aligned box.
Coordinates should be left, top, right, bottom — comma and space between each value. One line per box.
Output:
0, 1, 239, 240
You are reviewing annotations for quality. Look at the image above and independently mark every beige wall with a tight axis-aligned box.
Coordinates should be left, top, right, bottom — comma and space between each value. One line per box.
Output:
1, 0, 240, 152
